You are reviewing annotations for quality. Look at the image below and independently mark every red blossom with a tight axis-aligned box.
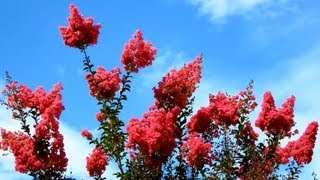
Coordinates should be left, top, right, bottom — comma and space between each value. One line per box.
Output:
86, 147, 108, 177
81, 129, 93, 139
255, 92, 295, 136
86, 66, 121, 101
96, 112, 105, 122
0, 82, 68, 174
181, 133, 212, 168
153, 56, 202, 109
188, 106, 212, 133
277, 121, 318, 165
126, 106, 180, 168
121, 30, 157, 73
59, 4, 101, 48
209, 92, 241, 126
0, 129, 42, 173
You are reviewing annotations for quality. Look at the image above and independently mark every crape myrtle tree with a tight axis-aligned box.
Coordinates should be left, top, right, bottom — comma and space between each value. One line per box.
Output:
0, 4, 318, 180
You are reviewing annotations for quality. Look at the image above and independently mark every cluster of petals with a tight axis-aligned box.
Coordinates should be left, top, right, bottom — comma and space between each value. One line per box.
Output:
96, 112, 105, 122
81, 129, 93, 139
188, 90, 253, 134
277, 121, 318, 165
0, 129, 42, 173
209, 92, 241, 126
86, 147, 108, 177
4, 82, 64, 119
181, 133, 212, 168
59, 4, 101, 48
86, 66, 121, 101
188, 106, 212, 133
126, 106, 180, 168
153, 56, 202, 109
1, 82, 68, 173
121, 30, 157, 73
255, 92, 295, 136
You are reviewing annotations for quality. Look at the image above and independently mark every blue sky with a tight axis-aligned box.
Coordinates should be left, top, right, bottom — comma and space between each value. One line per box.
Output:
0, 0, 320, 179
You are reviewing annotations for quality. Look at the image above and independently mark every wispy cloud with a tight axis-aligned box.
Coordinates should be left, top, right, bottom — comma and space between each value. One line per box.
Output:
186, 0, 299, 23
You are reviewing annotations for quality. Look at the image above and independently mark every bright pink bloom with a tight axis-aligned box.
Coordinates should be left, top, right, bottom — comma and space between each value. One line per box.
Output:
277, 121, 318, 165
153, 56, 202, 109
81, 129, 93, 139
0, 129, 42, 173
209, 92, 241, 126
126, 106, 180, 168
188, 106, 212, 133
255, 92, 295, 136
86, 66, 121, 101
59, 4, 101, 48
181, 133, 212, 168
1, 82, 68, 174
121, 30, 157, 73
86, 147, 108, 177
96, 112, 105, 122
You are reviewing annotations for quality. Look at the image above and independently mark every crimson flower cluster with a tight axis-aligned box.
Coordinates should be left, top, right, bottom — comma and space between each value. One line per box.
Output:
0, 82, 68, 175
209, 93, 241, 126
86, 147, 108, 177
181, 133, 212, 168
277, 121, 319, 165
0, 130, 42, 172
153, 56, 202, 109
126, 106, 180, 168
86, 66, 121, 101
255, 91, 295, 136
121, 30, 157, 73
81, 129, 93, 140
60, 4, 101, 48
188, 90, 255, 133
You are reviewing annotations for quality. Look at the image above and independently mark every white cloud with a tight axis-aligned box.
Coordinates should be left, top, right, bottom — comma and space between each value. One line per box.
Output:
186, 0, 297, 22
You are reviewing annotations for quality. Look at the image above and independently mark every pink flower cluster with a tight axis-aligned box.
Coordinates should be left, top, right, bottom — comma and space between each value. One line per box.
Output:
153, 56, 202, 109
181, 133, 212, 168
86, 66, 121, 101
60, 4, 101, 48
126, 106, 180, 168
277, 121, 318, 165
121, 30, 157, 73
188, 91, 246, 133
1, 83, 68, 174
188, 106, 212, 133
0, 130, 42, 173
86, 147, 108, 177
81, 129, 93, 139
255, 92, 295, 136
209, 93, 241, 126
